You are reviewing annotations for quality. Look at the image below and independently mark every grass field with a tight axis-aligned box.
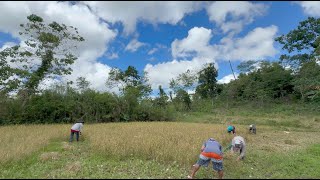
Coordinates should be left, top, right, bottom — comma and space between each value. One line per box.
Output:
1, 113, 320, 179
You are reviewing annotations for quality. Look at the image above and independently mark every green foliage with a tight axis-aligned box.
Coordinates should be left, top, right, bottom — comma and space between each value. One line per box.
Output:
237, 60, 259, 73
106, 66, 151, 97
169, 69, 197, 99
275, 17, 320, 70
292, 61, 320, 102
153, 85, 169, 108
0, 14, 84, 95
195, 63, 218, 99
173, 89, 191, 111
76, 76, 90, 92
223, 61, 294, 103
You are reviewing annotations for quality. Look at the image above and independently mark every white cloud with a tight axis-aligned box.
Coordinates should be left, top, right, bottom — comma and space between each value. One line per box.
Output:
83, 1, 203, 35
125, 39, 146, 52
171, 25, 278, 62
218, 25, 279, 61
106, 52, 119, 59
0, 1, 117, 92
0, 1, 278, 93
146, 25, 278, 89
0, 42, 16, 51
148, 44, 167, 55
172, 27, 219, 59
218, 74, 238, 84
298, 2, 320, 17
206, 1, 268, 35
148, 48, 158, 55
67, 61, 112, 92
144, 57, 216, 89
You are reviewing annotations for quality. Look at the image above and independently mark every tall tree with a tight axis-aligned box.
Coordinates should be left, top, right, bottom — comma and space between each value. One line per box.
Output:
76, 76, 90, 92
195, 63, 218, 99
106, 66, 151, 97
0, 14, 84, 97
169, 69, 197, 94
154, 85, 169, 107
275, 17, 320, 70
293, 61, 320, 101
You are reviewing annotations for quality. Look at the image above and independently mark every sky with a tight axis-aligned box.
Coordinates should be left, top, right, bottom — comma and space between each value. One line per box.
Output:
0, 1, 320, 96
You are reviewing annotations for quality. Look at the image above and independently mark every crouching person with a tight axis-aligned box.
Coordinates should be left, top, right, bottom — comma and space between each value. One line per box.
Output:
249, 124, 256, 134
188, 138, 223, 179
231, 135, 246, 161
69, 119, 84, 142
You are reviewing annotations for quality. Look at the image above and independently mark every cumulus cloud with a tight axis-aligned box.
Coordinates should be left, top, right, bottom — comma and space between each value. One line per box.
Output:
171, 25, 278, 61
83, 1, 204, 35
206, 1, 268, 35
218, 25, 279, 61
297, 2, 320, 17
171, 27, 219, 59
144, 57, 216, 89
66, 60, 113, 91
0, 1, 277, 93
146, 25, 278, 89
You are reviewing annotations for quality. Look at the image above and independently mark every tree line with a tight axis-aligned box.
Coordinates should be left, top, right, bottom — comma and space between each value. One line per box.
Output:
0, 15, 319, 125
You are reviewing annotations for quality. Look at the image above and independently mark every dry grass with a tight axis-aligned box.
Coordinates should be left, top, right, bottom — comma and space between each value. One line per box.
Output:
0, 124, 69, 164
39, 152, 60, 161
65, 161, 82, 173
62, 142, 75, 151
248, 126, 320, 153
1, 122, 320, 167
86, 122, 320, 165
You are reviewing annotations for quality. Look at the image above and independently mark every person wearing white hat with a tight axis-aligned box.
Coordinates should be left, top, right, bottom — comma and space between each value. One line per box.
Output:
231, 136, 246, 161
249, 124, 256, 134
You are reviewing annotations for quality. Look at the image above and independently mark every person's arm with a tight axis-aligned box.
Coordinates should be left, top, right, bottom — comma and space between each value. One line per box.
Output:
237, 143, 246, 160
200, 144, 205, 152
79, 123, 83, 134
224, 143, 232, 152
230, 138, 235, 154
219, 144, 224, 156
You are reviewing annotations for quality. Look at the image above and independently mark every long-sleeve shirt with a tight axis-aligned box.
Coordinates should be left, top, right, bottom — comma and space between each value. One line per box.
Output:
231, 136, 246, 159
71, 123, 83, 132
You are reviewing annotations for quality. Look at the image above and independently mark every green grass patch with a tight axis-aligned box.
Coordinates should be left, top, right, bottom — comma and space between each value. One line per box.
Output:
220, 144, 320, 179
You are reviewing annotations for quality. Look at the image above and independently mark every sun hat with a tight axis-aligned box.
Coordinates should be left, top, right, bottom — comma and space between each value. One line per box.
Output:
234, 139, 242, 148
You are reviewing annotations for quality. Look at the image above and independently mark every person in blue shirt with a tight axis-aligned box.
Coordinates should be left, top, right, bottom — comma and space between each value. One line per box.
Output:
188, 138, 223, 179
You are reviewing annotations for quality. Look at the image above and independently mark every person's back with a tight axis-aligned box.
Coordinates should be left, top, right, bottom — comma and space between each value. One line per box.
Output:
202, 138, 223, 161
71, 123, 83, 131
189, 138, 224, 179
69, 121, 84, 142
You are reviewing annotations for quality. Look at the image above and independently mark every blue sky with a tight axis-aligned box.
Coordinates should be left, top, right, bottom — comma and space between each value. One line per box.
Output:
0, 1, 319, 95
